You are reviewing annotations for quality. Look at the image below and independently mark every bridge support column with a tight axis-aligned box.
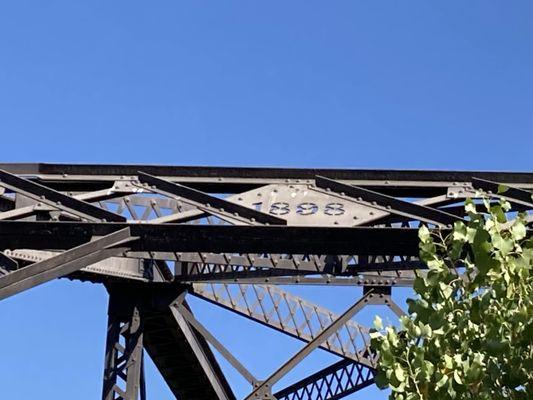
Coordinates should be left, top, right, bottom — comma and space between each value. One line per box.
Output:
102, 287, 147, 400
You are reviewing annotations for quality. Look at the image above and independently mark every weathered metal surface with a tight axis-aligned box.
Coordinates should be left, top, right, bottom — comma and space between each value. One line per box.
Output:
0, 164, 530, 399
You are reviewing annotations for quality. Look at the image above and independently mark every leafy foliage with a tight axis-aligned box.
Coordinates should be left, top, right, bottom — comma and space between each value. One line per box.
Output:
370, 197, 533, 399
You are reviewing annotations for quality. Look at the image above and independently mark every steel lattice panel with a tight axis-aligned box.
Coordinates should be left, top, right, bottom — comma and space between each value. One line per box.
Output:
0, 163, 531, 400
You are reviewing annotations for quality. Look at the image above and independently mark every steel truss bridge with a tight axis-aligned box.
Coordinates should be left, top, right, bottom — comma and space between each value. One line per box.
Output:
0, 163, 531, 400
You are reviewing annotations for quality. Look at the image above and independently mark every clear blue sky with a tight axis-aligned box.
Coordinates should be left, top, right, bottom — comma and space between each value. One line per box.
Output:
0, 1, 531, 399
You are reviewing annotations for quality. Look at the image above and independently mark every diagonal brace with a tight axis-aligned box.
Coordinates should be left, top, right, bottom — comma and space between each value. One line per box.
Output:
0, 186, 130, 221
472, 177, 533, 208
175, 301, 258, 385
0, 228, 136, 300
0, 169, 126, 222
315, 175, 461, 227
273, 359, 374, 400
245, 290, 373, 399
137, 171, 286, 225
168, 296, 235, 400
0, 251, 18, 272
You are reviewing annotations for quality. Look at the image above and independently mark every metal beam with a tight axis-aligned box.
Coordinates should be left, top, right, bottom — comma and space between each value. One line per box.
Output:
315, 176, 461, 227
273, 359, 374, 400
102, 289, 146, 400
4, 247, 418, 286
0, 185, 129, 220
176, 302, 258, 385
185, 274, 415, 287
0, 169, 126, 222
137, 171, 286, 225
4, 248, 161, 283
245, 291, 373, 399
0, 221, 427, 255
192, 283, 374, 367
0, 251, 18, 272
155, 251, 422, 276
142, 294, 235, 400
2, 163, 532, 186
472, 177, 533, 208
0, 228, 135, 300
0, 185, 131, 221
168, 300, 235, 400
0, 164, 530, 400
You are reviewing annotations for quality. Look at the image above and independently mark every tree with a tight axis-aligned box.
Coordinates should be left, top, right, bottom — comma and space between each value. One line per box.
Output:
370, 197, 532, 399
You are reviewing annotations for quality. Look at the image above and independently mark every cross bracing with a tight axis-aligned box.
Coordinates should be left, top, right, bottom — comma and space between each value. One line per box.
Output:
0, 163, 531, 399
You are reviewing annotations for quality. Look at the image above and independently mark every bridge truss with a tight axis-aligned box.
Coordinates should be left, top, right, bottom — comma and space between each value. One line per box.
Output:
0, 163, 531, 399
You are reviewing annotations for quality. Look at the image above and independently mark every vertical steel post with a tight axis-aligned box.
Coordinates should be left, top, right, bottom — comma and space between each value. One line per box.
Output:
102, 288, 146, 400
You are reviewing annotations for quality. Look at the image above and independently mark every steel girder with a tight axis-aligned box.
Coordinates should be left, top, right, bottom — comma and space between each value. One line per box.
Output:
0, 164, 531, 400
192, 283, 374, 368
273, 359, 374, 400
102, 289, 146, 400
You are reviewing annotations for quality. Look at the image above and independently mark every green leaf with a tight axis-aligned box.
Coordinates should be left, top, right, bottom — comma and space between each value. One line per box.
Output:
419, 225, 430, 242
497, 184, 509, 194
371, 197, 532, 400
439, 282, 453, 299
436, 374, 448, 389
465, 199, 477, 214
511, 221, 527, 241
394, 365, 406, 382
452, 221, 468, 242
374, 371, 389, 389
493, 233, 513, 256
453, 370, 462, 384
413, 276, 426, 294
444, 354, 454, 369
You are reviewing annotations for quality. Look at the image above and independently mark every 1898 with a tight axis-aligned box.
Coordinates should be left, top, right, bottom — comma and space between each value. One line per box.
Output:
267, 202, 345, 216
